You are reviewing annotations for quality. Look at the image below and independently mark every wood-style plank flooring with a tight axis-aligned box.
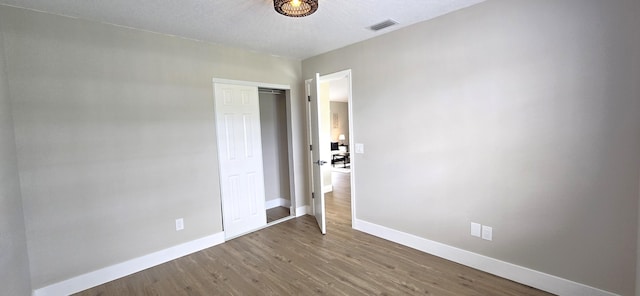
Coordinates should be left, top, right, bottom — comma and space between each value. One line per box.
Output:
266, 206, 290, 223
76, 171, 554, 296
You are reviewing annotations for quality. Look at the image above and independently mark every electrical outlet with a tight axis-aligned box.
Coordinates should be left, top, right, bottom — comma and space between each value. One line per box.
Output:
175, 218, 184, 231
470, 222, 481, 237
481, 225, 492, 241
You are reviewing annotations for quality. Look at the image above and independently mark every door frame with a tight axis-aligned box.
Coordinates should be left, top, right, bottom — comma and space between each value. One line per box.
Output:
212, 78, 298, 237
313, 69, 356, 228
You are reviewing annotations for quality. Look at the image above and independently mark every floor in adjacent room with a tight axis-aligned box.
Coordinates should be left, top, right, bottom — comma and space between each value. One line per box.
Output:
75, 172, 553, 295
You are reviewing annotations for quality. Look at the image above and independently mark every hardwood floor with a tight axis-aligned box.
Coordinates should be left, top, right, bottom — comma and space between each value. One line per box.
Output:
266, 206, 290, 223
76, 171, 553, 296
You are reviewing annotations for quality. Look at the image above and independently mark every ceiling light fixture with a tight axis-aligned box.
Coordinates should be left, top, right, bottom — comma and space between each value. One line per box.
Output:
274, 0, 318, 17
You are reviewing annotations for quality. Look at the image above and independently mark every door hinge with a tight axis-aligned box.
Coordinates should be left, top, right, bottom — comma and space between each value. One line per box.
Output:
310, 144, 312, 151
312, 192, 315, 199
308, 95, 311, 102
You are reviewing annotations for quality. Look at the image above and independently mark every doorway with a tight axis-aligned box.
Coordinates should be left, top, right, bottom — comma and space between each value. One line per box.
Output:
213, 79, 296, 240
307, 70, 355, 234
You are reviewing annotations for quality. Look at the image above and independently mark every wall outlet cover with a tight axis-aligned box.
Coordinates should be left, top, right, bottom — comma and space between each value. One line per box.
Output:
176, 218, 184, 231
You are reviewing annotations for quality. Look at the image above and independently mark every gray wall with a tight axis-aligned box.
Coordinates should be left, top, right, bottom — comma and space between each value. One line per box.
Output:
330, 101, 349, 145
303, 0, 640, 295
259, 92, 291, 204
0, 20, 32, 296
0, 5, 306, 290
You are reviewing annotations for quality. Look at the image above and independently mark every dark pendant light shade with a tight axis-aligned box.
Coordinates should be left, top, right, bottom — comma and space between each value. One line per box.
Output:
274, 0, 318, 17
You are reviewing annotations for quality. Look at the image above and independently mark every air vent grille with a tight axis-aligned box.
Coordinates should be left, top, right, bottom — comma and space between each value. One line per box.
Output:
369, 19, 398, 31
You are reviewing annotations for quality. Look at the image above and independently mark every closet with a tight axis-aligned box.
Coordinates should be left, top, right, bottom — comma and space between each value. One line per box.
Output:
213, 80, 294, 239
258, 88, 292, 223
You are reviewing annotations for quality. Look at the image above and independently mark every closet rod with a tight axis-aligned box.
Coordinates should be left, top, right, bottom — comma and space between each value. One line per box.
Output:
258, 88, 284, 95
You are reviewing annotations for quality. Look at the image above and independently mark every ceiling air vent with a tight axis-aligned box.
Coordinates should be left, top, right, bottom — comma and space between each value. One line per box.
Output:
368, 19, 398, 31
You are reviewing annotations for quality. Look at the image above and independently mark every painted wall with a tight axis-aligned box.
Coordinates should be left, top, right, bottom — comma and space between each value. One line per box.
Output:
259, 92, 291, 205
0, 21, 32, 296
303, 0, 640, 295
0, 5, 306, 290
330, 101, 349, 145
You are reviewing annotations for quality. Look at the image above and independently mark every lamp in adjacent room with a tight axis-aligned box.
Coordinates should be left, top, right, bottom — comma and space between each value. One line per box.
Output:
338, 134, 346, 145
274, 0, 319, 17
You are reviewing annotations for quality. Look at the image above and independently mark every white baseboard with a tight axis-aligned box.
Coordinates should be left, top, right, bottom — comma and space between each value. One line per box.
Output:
295, 205, 310, 217
265, 197, 292, 209
323, 185, 333, 193
353, 219, 618, 296
33, 232, 226, 296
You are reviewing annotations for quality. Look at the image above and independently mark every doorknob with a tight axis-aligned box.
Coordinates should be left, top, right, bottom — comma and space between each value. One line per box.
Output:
315, 160, 327, 166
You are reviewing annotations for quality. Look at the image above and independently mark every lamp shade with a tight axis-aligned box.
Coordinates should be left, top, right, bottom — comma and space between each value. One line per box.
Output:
338, 134, 346, 141
274, 0, 318, 17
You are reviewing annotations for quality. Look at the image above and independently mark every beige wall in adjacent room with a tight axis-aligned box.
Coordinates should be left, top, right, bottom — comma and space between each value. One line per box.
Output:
259, 92, 291, 204
0, 5, 306, 290
0, 21, 32, 296
303, 0, 640, 295
330, 101, 349, 145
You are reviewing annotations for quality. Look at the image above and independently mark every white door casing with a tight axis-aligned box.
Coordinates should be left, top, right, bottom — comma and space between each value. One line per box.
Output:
214, 83, 267, 239
307, 74, 327, 234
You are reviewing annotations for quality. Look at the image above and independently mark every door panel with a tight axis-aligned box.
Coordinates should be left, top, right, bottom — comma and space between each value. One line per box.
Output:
243, 114, 256, 157
307, 74, 326, 234
215, 83, 267, 239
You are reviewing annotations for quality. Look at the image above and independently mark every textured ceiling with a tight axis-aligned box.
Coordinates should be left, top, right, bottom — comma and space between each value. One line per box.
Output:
0, 0, 484, 60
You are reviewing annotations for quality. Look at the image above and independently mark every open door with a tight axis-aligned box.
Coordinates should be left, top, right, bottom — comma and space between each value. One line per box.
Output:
307, 73, 326, 234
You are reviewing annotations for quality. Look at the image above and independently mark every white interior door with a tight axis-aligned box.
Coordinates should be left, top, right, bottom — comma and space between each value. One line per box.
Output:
307, 74, 326, 234
214, 83, 267, 239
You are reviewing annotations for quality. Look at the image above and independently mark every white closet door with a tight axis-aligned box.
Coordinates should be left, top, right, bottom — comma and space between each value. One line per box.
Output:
214, 83, 266, 239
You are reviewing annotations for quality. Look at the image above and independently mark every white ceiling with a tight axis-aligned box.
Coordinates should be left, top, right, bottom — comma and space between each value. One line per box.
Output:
0, 0, 484, 60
